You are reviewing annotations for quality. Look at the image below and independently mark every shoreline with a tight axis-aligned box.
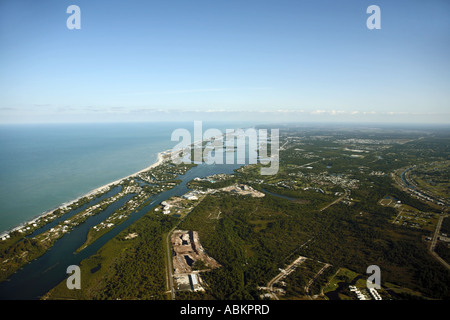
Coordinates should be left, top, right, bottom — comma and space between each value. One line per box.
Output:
0, 148, 173, 238
0, 127, 244, 238
83, 148, 172, 197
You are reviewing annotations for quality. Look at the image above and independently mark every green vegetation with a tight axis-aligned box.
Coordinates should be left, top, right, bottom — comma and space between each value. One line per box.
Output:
322, 268, 358, 300
0, 161, 195, 284
411, 161, 450, 200
177, 187, 450, 299
44, 212, 177, 300
308, 265, 338, 297
441, 217, 450, 235
0, 183, 135, 282
435, 242, 450, 265
0, 185, 115, 251
175, 127, 450, 300
0, 237, 48, 283
282, 259, 324, 298
19, 125, 450, 300
178, 192, 320, 299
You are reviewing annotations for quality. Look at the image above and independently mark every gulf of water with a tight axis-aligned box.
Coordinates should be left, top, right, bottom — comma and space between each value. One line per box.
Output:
0, 120, 256, 299
0, 121, 253, 234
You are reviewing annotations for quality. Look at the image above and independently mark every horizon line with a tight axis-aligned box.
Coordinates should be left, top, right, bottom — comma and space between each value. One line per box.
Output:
0, 120, 449, 128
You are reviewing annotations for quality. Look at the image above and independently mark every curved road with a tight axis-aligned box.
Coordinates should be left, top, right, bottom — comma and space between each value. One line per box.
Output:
304, 263, 331, 300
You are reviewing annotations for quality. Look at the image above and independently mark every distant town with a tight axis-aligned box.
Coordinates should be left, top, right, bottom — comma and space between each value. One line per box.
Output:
1, 125, 449, 300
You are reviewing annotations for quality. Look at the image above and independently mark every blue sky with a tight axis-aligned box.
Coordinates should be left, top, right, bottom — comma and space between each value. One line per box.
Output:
0, 0, 449, 124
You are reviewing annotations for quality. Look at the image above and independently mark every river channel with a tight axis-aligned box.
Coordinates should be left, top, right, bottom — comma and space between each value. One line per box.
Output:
0, 161, 244, 299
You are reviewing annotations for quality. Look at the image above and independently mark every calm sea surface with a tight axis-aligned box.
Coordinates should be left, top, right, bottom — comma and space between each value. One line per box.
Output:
0, 121, 256, 299
0, 121, 252, 233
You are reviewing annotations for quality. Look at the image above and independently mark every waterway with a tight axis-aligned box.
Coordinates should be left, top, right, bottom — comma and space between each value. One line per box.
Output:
261, 188, 297, 201
401, 168, 415, 190
324, 275, 364, 300
28, 186, 123, 239
0, 161, 244, 299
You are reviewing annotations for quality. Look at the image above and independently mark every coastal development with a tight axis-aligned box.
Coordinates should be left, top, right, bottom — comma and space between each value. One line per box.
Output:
0, 125, 449, 301
0, 148, 195, 284
0, 0, 448, 311
0, 150, 170, 241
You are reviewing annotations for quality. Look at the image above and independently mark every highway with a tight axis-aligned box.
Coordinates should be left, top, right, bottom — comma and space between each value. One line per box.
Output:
165, 226, 176, 300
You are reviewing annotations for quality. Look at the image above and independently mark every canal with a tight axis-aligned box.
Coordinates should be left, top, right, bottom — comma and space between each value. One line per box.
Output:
0, 161, 244, 299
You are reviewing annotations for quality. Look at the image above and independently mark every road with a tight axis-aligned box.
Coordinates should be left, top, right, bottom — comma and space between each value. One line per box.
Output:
279, 139, 289, 151
320, 189, 348, 212
267, 255, 307, 300
165, 226, 176, 300
304, 263, 331, 300
429, 214, 450, 270
266, 238, 313, 299
392, 207, 404, 224
299, 160, 320, 168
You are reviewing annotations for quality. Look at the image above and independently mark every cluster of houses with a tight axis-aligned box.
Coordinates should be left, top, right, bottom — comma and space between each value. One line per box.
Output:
123, 185, 142, 194
369, 287, 383, 300
401, 167, 447, 207
370, 171, 386, 176
438, 233, 450, 245
289, 171, 359, 190
193, 173, 233, 183
1, 219, 41, 240
407, 184, 447, 207
1, 234, 10, 241
349, 285, 382, 300
93, 222, 115, 231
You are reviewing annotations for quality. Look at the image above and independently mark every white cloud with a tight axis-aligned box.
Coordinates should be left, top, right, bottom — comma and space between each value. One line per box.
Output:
311, 109, 327, 114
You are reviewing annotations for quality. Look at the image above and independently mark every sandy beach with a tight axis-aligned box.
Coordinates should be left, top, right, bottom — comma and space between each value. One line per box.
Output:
84, 148, 172, 196
1, 132, 225, 238
0, 148, 173, 238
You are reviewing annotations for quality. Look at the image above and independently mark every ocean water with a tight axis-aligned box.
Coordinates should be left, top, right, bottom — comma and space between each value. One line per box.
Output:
0, 121, 257, 299
0, 121, 252, 233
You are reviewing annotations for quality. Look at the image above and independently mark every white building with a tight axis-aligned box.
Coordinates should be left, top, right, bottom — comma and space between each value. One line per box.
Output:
349, 285, 368, 300
369, 288, 382, 300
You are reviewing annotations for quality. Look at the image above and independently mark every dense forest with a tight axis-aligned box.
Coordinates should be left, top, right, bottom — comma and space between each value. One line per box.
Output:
45, 213, 177, 299
179, 175, 450, 299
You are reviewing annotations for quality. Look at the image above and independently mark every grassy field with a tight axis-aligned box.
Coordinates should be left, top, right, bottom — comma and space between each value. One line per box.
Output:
322, 268, 360, 300
412, 161, 450, 200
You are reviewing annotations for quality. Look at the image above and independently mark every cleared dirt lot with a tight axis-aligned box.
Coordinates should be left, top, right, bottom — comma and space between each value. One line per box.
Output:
171, 230, 221, 274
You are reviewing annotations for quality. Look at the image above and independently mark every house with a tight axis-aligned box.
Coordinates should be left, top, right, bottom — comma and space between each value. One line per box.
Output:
369, 288, 382, 300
